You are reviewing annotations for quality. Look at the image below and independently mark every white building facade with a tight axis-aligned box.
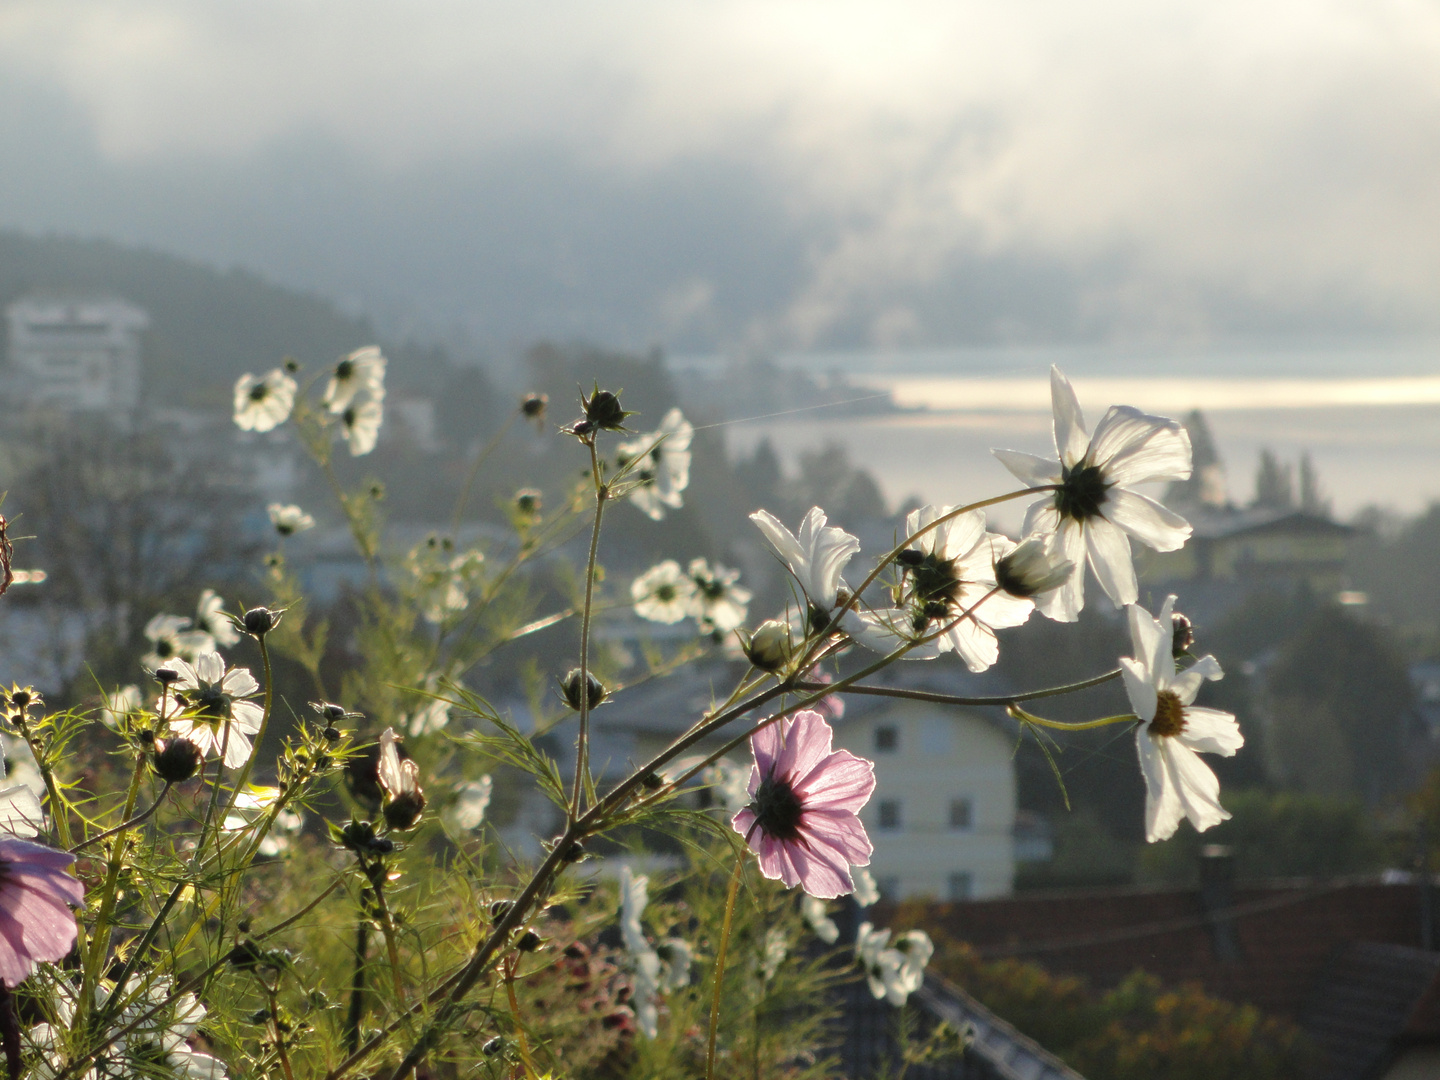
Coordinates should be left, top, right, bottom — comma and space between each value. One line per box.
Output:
834, 699, 1017, 900
6, 295, 149, 412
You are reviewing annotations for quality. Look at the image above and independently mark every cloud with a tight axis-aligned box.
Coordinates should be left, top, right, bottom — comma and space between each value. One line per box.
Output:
1, 0, 1439, 348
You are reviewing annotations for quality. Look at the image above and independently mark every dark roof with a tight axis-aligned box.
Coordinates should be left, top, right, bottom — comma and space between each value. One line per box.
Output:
1185, 507, 1356, 541
834, 970, 1086, 1080
1302, 941, 1440, 1080
900, 877, 1426, 1018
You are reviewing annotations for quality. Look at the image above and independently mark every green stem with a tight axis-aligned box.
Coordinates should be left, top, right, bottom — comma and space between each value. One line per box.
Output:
570, 437, 606, 819
791, 667, 1123, 708
705, 856, 744, 1080
70, 783, 171, 854
344, 917, 370, 1055
1009, 704, 1140, 731
217, 636, 276, 844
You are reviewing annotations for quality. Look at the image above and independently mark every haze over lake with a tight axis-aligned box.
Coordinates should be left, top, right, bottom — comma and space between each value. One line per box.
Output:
697, 344, 1440, 528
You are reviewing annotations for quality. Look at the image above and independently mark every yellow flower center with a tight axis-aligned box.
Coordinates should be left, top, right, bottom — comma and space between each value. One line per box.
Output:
1150, 690, 1186, 738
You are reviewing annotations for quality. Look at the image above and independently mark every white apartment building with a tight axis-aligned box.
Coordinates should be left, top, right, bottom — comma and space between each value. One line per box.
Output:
6, 294, 149, 412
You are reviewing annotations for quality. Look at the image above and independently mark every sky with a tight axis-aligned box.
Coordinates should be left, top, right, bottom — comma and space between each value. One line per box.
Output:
2, 1, 1440, 356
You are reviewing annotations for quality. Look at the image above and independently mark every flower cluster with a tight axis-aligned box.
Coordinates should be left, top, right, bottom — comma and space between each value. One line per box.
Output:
232, 345, 387, 456
616, 408, 693, 520
631, 557, 751, 634
617, 866, 692, 1038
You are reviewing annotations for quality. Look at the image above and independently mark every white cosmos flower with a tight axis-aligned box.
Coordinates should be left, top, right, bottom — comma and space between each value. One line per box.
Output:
686, 558, 751, 633
858, 505, 1039, 672
30, 974, 230, 1080
801, 895, 840, 944
1122, 596, 1243, 843
195, 589, 241, 649
1, 735, 44, 800
323, 345, 387, 414
853, 867, 880, 908
0, 783, 43, 838
855, 923, 931, 1006
142, 614, 213, 671
377, 727, 426, 827
619, 864, 649, 955
233, 369, 297, 433
617, 408, 693, 520
444, 777, 493, 831
340, 396, 384, 455
267, 502, 315, 536
166, 652, 264, 769
994, 366, 1193, 621
750, 506, 861, 620
760, 928, 789, 981
223, 785, 303, 856
100, 684, 142, 729
631, 560, 699, 624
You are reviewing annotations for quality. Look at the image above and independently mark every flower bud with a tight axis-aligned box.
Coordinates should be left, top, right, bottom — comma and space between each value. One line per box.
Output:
517, 930, 542, 952
7, 688, 32, 712
1171, 612, 1195, 658
154, 667, 180, 685
514, 489, 542, 517
580, 387, 630, 431
521, 392, 548, 421
560, 669, 607, 712
243, 606, 282, 637
490, 900, 513, 921
152, 737, 203, 783
742, 620, 790, 672
483, 1036, 505, 1056
994, 537, 1074, 599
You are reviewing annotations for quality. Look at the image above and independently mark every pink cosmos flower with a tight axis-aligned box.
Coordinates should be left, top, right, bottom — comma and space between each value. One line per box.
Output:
731, 709, 876, 899
0, 837, 85, 986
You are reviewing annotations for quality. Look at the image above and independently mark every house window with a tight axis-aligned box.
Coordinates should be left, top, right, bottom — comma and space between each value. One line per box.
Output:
878, 800, 902, 830
948, 798, 973, 830
948, 873, 973, 901
874, 724, 898, 753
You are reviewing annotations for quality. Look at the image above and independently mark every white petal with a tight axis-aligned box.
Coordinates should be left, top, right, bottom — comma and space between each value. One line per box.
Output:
0, 785, 43, 837
1034, 520, 1085, 622
993, 449, 1063, 488
195, 653, 225, 684
1084, 517, 1138, 608
1090, 406, 1192, 486
1120, 657, 1158, 722
1166, 740, 1230, 833
751, 509, 806, 565
230, 701, 265, 733
943, 617, 999, 673
221, 668, 260, 698
1179, 707, 1244, 757
1049, 367, 1090, 467
965, 586, 1033, 630
1021, 500, 1061, 540
220, 728, 254, 770
1125, 603, 1164, 686
1103, 489, 1192, 554
1170, 654, 1224, 704
1136, 728, 1184, 844
842, 609, 943, 660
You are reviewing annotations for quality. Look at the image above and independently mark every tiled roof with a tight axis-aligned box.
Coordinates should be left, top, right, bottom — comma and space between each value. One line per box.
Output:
897, 877, 1425, 1018
833, 971, 1087, 1080
1302, 941, 1440, 1080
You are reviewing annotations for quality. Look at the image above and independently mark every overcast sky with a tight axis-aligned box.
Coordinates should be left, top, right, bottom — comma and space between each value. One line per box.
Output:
2, 1, 1439, 357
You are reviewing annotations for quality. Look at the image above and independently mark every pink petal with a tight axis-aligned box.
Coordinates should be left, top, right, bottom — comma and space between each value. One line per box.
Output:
756, 834, 801, 888
749, 717, 789, 779
0, 839, 76, 873
0, 917, 33, 987
794, 751, 875, 813
802, 807, 874, 866
731, 808, 757, 842
774, 710, 833, 785
784, 838, 854, 899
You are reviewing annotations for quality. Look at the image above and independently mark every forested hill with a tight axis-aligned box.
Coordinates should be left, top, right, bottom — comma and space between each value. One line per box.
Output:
0, 231, 450, 405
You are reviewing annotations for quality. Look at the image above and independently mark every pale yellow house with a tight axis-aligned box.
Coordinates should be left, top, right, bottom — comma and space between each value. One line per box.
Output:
833, 697, 1017, 900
